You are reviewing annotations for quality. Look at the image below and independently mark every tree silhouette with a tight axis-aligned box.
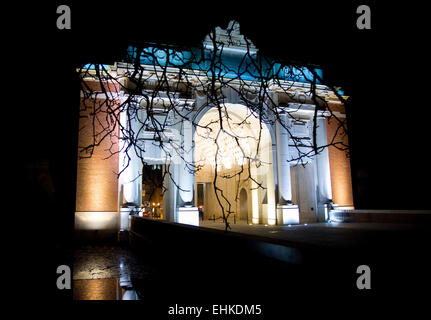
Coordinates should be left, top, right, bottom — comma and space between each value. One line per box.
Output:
77, 21, 350, 231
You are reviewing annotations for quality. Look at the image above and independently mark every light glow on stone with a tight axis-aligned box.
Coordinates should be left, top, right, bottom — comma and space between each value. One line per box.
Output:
75, 211, 118, 230
177, 207, 199, 226
195, 103, 275, 226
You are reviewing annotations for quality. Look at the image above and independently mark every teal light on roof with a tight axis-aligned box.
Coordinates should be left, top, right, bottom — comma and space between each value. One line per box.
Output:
82, 63, 110, 70
125, 45, 323, 84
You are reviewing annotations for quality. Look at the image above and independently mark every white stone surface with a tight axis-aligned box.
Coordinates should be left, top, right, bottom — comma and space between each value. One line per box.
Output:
179, 120, 194, 204
118, 107, 142, 207
277, 205, 300, 225
177, 207, 199, 226
276, 113, 293, 203
315, 117, 332, 203
120, 208, 133, 231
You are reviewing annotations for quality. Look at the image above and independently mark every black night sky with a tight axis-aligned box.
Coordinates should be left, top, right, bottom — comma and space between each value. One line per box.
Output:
8, 0, 431, 310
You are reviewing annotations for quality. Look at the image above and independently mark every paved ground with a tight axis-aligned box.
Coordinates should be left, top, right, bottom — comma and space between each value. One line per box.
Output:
73, 245, 152, 280
72, 221, 429, 281
71, 220, 430, 302
73, 245, 153, 300
199, 220, 428, 250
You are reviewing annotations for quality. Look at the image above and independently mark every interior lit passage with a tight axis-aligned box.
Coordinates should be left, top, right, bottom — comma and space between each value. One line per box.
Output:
140, 164, 164, 219
194, 103, 276, 225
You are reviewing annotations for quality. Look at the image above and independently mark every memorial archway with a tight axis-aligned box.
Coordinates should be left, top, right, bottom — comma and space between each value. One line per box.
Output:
194, 103, 276, 225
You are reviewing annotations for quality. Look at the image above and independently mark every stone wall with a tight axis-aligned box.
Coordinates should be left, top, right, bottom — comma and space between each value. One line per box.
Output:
196, 167, 251, 221
326, 104, 354, 207
75, 83, 120, 212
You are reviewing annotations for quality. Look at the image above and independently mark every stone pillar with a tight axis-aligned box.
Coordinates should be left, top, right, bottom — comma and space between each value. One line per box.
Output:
118, 106, 142, 229
178, 119, 194, 204
177, 119, 199, 225
250, 161, 260, 224
276, 113, 299, 224
276, 113, 293, 204
266, 170, 277, 225
265, 145, 276, 226
315, 116, 333, 221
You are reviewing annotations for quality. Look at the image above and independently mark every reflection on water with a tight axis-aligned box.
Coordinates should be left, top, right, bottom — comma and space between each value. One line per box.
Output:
73, 276, 140, 300
73, 245, 151, 300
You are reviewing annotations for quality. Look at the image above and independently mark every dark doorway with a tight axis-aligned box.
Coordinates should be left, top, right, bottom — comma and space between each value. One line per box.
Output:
142, 164, 163, 219
197, 183, 204, 221
240, 188, 248, 221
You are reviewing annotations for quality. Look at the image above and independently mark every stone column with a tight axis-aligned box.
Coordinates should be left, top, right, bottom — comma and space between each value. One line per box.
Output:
315, 116, 333, 221
276, 113, 293, 204
250, 162, 260, 224
177, 119, 199, 226
276, 113, 299, 224
118, 106, 142, 230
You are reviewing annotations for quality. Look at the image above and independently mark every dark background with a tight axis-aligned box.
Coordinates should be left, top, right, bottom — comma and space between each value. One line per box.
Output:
7, 0, 430, 310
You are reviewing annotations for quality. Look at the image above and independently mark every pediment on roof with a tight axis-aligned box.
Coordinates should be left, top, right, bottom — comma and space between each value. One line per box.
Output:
203, 20, 257, 52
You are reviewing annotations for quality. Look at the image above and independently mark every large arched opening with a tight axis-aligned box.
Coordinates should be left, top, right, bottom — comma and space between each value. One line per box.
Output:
194, 103, 276, 225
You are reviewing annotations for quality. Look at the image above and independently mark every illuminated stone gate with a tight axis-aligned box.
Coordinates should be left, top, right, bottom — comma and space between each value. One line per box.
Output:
75, 21, 354, 239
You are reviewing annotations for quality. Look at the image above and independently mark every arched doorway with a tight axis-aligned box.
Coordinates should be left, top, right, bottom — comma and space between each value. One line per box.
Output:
194, 103, 276, 225
239, 188, 248, 221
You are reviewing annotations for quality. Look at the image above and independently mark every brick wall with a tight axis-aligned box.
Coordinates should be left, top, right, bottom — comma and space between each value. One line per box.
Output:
75, 87, 120, 212
326, 104, 354, 206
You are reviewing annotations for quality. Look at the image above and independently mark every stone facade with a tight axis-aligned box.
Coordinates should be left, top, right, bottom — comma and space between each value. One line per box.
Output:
75, 97, 120, 212
326, 116, 353, 206
75, 84, 121, 240
74, 21, 354, 239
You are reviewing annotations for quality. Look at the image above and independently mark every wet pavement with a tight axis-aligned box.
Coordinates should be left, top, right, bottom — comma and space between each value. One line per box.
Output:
73, 245, 151, 280
71, 220, 431, 303
199, 220, 429, 250
73, 245, 152, 300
